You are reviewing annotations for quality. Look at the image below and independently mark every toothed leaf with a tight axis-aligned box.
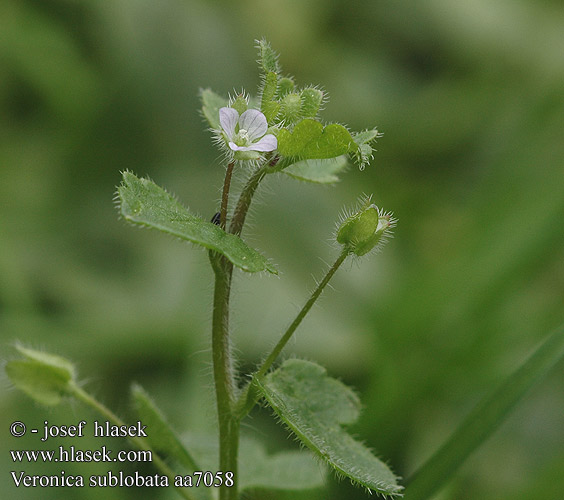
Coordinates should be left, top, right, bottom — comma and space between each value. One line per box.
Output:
184, 434, 325, 494
277, 120, 358, 160
118, 172, 277, 274
283, 156, 348, 184
256, 359, 403, 496
353, 129, 379, 145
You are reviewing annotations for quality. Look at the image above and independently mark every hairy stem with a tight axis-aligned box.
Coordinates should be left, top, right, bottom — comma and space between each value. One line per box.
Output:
209, 254, 239, 500
70, 383, 196, 500
258, 250, 348, 377
235, 249, 349, 418
229, 164, 268, 236
210, 158, 273, 498
220, 162, 235, 230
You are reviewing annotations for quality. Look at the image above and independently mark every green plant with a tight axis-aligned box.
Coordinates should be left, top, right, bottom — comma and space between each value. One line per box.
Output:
6, 40, 564, 500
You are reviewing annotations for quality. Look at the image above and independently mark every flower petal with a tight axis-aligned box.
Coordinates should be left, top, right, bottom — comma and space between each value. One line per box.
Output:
239, 109, 268, 141
250, 134, 278, 152
219, 107, 239, 139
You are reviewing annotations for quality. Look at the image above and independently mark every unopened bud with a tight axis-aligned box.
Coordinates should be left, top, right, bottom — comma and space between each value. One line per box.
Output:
337, 199, 395, 256
300, 88, 323, 118
280, 93, 302, 124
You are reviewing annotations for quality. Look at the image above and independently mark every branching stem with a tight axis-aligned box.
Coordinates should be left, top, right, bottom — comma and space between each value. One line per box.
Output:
235, 249, 349, 418
229, 164, 268, 236
257, 250, 348, 378
209, 159, 273, 500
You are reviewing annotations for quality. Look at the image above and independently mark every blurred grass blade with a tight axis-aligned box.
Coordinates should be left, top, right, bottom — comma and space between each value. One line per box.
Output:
118, 171, 277, 274
132, 384, 199, 471
405, 323, 564, 500
256, 359, 403, 496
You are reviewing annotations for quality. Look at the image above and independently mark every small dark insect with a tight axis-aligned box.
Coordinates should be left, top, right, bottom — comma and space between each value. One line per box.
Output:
211, 212, 221, 225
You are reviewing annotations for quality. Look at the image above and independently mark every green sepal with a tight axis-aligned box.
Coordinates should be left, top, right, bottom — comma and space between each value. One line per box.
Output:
300, 87, 324, 118
132, 384, 198, 470
261, 71, 280, 124
118, 171, 277, 274
337, 204, 379, 246
255, 359, 403, 496
5, 345, 76, 406
277, 120, 358, 160
283, 156, 348, 184
337, 198, 393, 256
256, 39, 281, 74
231, 95, 248, 115
200, 88, 228, 130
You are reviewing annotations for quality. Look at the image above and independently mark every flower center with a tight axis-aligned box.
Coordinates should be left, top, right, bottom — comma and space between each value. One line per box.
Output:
234, 128, 250, 147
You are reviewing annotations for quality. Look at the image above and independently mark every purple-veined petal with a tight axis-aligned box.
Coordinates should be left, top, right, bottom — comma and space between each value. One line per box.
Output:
219, 107, 239, 140
250, 134, 277, 152
239, 109, 268, 141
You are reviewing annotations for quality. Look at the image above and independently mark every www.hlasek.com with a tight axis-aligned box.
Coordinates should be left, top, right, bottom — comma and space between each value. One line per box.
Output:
9, 420, 234, 489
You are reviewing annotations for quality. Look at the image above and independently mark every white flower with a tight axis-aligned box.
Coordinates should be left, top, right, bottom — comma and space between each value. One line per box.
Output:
219, 107, 277, 153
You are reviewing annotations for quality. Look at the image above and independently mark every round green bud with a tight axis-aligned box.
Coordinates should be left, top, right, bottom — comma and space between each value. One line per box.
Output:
337, 203, 393, 256
277, 77, 295, 97
300, 88, 323, 118
280, 93, 302, 124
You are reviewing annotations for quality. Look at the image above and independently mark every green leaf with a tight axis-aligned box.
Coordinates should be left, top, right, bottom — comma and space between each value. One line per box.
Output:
256, 359, 403, 496
239, 436, 325, 493
277, 120, 358, 160
200, 88, 227, 129
118, 171, 277, 274
353, 129, 380, 145
5, 345, 75, 406
283, 156, 348, 184
183, 434, 325, 494
132, 384, 198, 471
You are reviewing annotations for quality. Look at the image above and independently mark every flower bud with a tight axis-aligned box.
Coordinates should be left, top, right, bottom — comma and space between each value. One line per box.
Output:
277, 77, 295, 97
337, 199, 395, 256
300, 87, 323, 118
280, 93, 302, 124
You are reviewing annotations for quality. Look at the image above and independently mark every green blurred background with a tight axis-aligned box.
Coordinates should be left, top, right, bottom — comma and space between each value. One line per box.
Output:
2, 0, 564, 499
